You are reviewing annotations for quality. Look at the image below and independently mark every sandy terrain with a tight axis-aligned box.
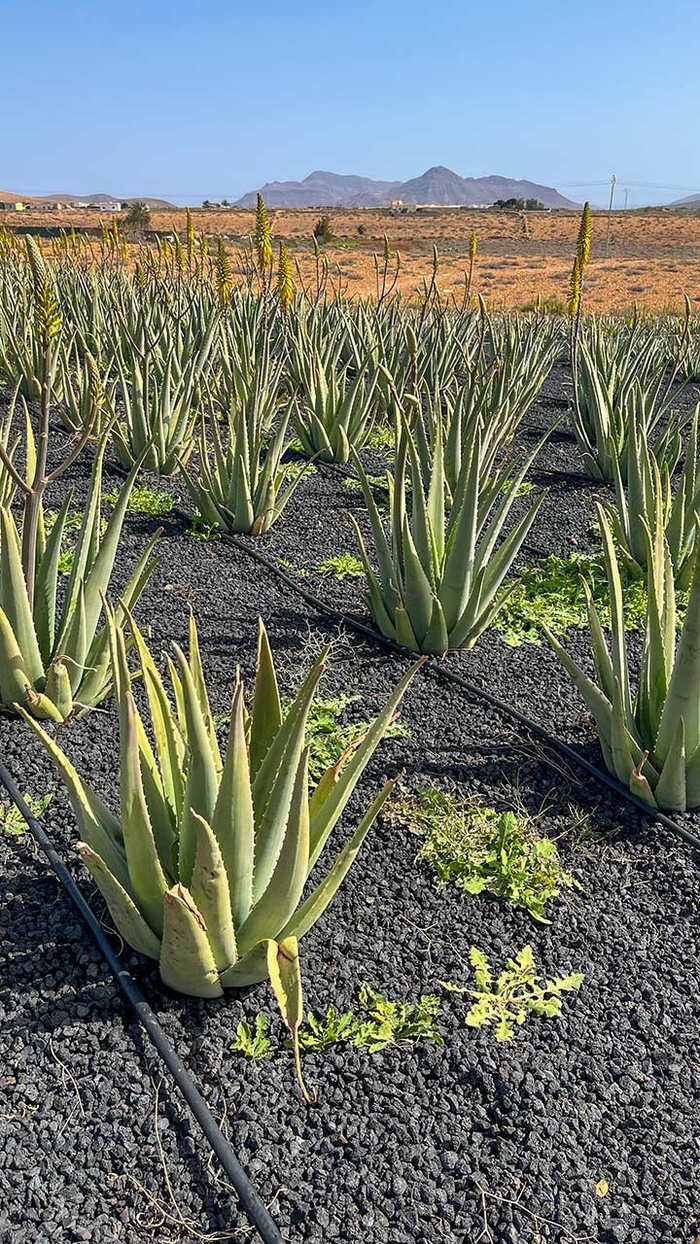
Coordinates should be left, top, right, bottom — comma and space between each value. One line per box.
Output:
3, 205, 700, 312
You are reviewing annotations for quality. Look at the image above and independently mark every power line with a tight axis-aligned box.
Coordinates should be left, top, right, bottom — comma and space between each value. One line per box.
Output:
558, 180, 700, 193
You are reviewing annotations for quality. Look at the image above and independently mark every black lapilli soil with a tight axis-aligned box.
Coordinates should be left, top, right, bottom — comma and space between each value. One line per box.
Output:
0, 371, 699, 1243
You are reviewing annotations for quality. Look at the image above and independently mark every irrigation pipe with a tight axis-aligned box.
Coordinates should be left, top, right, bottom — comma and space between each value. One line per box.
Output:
0, 759, 285, 1244
223, 532, 700, 855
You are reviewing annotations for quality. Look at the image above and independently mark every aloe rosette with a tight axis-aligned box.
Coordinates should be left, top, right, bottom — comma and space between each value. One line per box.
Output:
20, 612, 419, 995
351, 415, 547, 655
545, 503, 700, 811
602, 406, 700, 588
0, 443, 159, 721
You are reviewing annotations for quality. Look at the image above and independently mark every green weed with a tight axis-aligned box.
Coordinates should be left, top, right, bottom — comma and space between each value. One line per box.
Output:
230, 1014, 271, 1060
0, 792, 52, 836
366, 423, 395, 451
444, 945, 583, 1042
231, 987, 442, 1063
499, 478, 534, 497
297, 1004, 357, 1053
492, 551, 667, 646
343, 473, 389, 507
282, 460, 317, 483
105, 484, 175, 516
299, 989, 442, 1054
293, 694, 408, 781
348, 986, 443, 1053
45, 510, 105, 575
275, 555, 310, 578
390, 787, 577, 922
185, 514, 220, 542
316, 553, 364, 579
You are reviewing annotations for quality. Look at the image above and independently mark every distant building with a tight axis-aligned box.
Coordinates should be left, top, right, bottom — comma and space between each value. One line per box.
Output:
98, 201, 121, 211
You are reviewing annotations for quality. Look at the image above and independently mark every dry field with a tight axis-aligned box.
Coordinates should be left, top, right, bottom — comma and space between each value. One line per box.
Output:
5, 204, 700, 311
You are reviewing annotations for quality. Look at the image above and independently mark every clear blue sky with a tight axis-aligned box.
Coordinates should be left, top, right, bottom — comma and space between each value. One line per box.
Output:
4, 0, 700, 207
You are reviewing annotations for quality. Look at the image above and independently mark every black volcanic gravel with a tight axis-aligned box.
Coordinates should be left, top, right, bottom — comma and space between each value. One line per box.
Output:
1, 367, 699, 1243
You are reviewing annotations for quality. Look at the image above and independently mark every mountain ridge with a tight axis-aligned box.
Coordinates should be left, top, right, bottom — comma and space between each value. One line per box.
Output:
235, 165, 580, 209
0, 190, 175, 208
669, 192, 700, 208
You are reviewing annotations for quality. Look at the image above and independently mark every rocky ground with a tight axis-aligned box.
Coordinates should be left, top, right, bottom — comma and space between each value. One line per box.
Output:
1, 369, 699, 1243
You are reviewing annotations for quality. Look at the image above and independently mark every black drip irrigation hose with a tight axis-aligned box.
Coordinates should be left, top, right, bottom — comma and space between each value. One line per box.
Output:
0, 761, 285, 1244
223, 532, 700, 855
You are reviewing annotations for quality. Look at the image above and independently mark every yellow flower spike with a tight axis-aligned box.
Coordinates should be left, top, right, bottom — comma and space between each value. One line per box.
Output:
576, 201, 591, 271
567, 253, 582, 317
277, 240, 294, 313
255, 193, 272, 274
216, 238, 232, 307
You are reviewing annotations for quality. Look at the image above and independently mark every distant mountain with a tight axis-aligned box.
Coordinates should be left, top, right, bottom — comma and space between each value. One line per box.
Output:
235, 165, 579, 209
669, 192, 700, 209
45, 192, 176, 208
0, 190, 175, 208
235, 170, 404, 209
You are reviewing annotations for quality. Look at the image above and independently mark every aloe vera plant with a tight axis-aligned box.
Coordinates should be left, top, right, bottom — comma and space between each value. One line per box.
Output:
0, 443, 159, 720
545, 504, 700, 811
603, 406, 700, 587
569, 318, 688, 481
20, 612, 418, 1043
57, 343, 114, 436
351, 414, 547, 655
0, 386, 25, 509
109, 297, 219, 474
293, 352, 381, 464
181, 402, 309, 535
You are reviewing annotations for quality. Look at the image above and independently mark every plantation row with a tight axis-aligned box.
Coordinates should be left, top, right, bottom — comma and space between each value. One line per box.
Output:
1, 202, 700, 1092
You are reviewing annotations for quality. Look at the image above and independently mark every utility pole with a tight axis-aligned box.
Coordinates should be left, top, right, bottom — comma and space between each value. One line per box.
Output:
605, 174, 617, 256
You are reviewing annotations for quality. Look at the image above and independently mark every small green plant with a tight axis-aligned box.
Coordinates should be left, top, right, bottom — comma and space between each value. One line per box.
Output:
292, 694, 408, 781
58, 547, 75, 575
282, 460, 317, 483
317, 553, 364, 580
300, 987, 442, 1053
275, 556, 310, 579
343, 473, 387, 492
232, 987, 443, 1064
391, 788, 576, 922
349, 986, 443, 1052
297, 1004, 357, 1053
448, 946, 584, 1042
105, 484, 174, 516
366, 422, 394, 451
230, 1014, 272, 1061
185, 513, 220, 541
497, 478, 534, 497
343, 473, 389, 506
0, 792, 52, 836
492, 551, 657, 646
